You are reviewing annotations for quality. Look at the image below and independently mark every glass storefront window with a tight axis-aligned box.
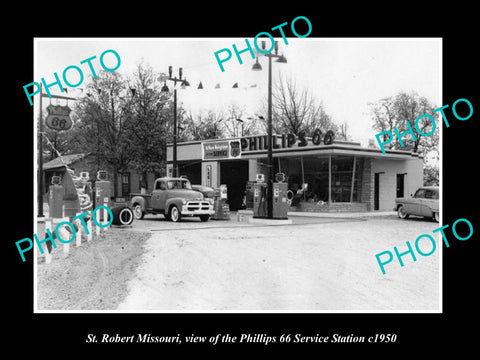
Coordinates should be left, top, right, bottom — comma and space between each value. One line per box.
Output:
279, 155, 364, 203
331, 157, 352, 202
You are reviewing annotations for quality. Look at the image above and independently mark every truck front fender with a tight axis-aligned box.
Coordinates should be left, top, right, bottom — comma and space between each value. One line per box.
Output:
165, 198, 184, 213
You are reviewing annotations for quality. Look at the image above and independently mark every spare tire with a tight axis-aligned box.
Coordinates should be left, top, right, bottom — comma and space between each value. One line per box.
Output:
111, 205, 134, 226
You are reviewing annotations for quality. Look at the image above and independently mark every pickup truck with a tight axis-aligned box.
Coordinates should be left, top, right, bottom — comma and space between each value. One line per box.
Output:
130, 177, 215, 222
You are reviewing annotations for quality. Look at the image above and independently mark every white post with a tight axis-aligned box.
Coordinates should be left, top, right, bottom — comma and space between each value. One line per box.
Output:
96, 217, 101, 237
75, 213, 82, 247
103, 200, 109, 232
63, 240, 69, 254
87, 217, 93, 242
44, 219, 52, 264
57, 217, 70, 255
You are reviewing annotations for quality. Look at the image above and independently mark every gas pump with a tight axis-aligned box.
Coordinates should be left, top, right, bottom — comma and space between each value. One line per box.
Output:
213, 184, 230, 220
272, 173, 289, 219
253, 174, 268, 218
94, 170, 113, 223
94, 170, 112, 208
48, 176, 63, 218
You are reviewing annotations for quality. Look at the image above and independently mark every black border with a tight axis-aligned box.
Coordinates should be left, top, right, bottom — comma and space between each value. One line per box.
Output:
7, 4, 478, 355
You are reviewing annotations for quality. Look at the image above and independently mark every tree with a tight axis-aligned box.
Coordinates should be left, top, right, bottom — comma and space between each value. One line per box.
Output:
369, 91, 439, 155
222, 104, 246, 137
423, 164, 439, 186
338, 121, 350, 141
123, 62, 171, 190
369, 90, 439, 185
41, 121, 78, 161
266, 74, 338, 136
182, 109, 226, 140
72, 70, 135, 197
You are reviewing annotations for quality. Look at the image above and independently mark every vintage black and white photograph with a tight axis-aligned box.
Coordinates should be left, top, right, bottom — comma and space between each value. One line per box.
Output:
32, 37, 442, 313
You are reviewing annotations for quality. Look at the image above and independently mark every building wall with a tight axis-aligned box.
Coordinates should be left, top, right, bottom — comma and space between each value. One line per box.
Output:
115, 170, 159, 197
167, 142, 202, 162
360, 158, 374, 211
248, 159, 257, 181
371, 157, 423, 211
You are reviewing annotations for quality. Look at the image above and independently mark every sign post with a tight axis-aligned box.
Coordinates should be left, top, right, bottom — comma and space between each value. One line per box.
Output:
38, 87, 76, 218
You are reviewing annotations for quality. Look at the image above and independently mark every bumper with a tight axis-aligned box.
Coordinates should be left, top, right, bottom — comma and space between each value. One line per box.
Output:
181, 205, 215, 216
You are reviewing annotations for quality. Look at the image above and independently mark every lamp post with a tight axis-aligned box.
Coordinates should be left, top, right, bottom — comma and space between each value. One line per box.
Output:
252, 40, 287, 219
161, 66, 190, 177
236, 118, 244, 137
226, 117, 245, 137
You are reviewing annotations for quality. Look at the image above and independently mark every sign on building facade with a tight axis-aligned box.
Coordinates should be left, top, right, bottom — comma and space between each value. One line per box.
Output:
202, 139, 242, 160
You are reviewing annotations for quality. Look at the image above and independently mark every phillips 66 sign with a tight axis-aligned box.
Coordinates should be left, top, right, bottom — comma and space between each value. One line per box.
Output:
45, 104, 73, 131
202, 140, 242, 160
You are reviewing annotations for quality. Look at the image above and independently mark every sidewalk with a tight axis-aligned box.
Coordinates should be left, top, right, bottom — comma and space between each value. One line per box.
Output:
238, 209, 396, 218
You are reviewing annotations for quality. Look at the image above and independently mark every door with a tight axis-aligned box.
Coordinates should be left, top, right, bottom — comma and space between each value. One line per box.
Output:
396, 174, 405, 198
374, 173, 380, 210
409, 188, 425, 215
420, 189, 438, 216
121, 173, 130, 197
220, 160, 249, 211
151, 180, 167, 211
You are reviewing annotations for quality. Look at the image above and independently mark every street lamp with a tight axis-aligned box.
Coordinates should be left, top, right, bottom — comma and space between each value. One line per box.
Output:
161, 66, 190, 177
235, 118, 244, 137
252, 40, 287, 219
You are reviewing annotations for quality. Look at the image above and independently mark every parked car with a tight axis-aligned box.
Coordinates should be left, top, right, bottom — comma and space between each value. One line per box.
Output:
130, 177, 214, 222
191, 184, 215, 199
394, 186, 439, 222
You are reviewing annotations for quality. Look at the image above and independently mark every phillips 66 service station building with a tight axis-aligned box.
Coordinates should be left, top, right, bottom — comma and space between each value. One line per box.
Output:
166, 132, 424, 213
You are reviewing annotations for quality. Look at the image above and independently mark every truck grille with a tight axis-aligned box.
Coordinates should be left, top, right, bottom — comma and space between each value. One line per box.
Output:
187, 201, 210, 211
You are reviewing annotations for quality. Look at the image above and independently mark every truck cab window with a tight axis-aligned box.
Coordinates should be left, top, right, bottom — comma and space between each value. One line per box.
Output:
156, 181, 166, 190
181, 181, 192, 190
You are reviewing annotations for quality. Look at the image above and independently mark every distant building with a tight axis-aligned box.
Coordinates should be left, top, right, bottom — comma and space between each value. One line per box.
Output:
42, 153, 160, 199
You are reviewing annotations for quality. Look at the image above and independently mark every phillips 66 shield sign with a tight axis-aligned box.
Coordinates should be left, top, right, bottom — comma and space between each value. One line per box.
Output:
45, 104, 73, 131
202, 140, 242, 160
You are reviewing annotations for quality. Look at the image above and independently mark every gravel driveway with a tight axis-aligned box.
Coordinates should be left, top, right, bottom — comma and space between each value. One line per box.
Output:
117, 215, 440, 312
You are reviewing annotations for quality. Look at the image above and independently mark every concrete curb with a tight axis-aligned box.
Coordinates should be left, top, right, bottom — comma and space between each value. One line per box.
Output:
237, 209, 396, 218
248, 217, 293, 225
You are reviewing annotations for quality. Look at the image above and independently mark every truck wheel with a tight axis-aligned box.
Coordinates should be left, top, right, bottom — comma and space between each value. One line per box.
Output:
199, 215, 209, 222
170, 205, 181, 222
397, 205, 409, 219
133, 204, 145, 220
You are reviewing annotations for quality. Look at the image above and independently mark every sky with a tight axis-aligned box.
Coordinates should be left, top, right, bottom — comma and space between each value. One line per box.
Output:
34, 37, 441, 146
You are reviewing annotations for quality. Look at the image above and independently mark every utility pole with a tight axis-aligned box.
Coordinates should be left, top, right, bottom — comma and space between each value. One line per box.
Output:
252, 41, 287, 219
161, 66, 190, 177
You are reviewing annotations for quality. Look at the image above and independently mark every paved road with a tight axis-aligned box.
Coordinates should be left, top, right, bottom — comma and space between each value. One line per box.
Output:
117, 214, 440, 312
127, 211, 369, 230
